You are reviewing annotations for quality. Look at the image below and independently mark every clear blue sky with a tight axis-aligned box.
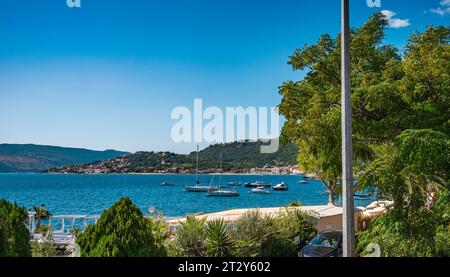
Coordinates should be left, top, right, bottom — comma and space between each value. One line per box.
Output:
0, 0, 448, 153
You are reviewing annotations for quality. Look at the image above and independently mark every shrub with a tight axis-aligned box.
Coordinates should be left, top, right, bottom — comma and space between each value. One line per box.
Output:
0, 200, 31, 257
172, 216, 207, 257
357, 190, 450, 257
230, 210, 279, 257
31, 238, 57, 257
276, 208, 316, 249
76, 197, 168, 257
205, 219, 233, 257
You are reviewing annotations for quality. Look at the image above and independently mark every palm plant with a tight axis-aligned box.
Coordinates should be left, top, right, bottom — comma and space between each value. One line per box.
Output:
174, 216, 207, 257
33, 205, 51, 233
205, 219, 233, 257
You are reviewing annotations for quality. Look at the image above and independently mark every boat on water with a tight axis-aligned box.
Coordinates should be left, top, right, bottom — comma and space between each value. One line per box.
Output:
206, 190, 240, 197
298, 180, 309, 184
184, 146, 220, 192
185, 185, 220, 192
160, 182, 175, 186
250, 186, 272, 194
272, 182, 288, 191
245, 181, 272, 188
204, 152, 240, 197
226, 182, 242, 187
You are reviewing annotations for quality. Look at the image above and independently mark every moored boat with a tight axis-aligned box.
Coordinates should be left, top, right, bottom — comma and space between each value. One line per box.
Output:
206, 190, 240, 197
245, 181, 272, 188
226, 182, 242, 187
250, 186, 272, 194
160, 182, 175, 186
184, 185, 220, 192
272, 182, 288, 191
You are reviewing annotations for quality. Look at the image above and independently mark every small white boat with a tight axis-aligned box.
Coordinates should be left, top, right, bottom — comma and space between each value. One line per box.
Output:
250, 186, 272, 194
272, 182, 288, 191
299, 180, 309, 184
160, 182, 175, 186
184, 185, 220, 192
206, 190, 240, 197
226, 182, 242, 187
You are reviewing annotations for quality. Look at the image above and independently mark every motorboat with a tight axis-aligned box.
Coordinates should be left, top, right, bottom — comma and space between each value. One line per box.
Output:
206, 190, 240, 197
272, 182, 288, 191
226, 182, 242, 187
298, 180, 309, 184
245, 181, 272, 188
250, 186, 272, 194
160, 182, 175, 186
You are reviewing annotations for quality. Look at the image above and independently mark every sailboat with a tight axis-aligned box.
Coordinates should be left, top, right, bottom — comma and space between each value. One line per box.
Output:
184, 146, 220, 192
206, 152, 240, 197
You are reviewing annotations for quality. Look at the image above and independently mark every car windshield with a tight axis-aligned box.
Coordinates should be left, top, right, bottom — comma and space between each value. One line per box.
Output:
308, 233, 340, 248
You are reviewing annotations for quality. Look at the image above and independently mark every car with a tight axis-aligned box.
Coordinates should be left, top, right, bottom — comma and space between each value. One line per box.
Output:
298, 231, 343, 257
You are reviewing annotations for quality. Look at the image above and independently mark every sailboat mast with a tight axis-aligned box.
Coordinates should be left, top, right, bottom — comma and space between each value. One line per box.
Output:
195, 145, 199, 184
219, 152, 223, 186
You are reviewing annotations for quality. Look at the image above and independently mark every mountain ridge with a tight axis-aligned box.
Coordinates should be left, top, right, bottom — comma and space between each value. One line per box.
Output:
47, 140, 299, 174
0, 144, 129, 173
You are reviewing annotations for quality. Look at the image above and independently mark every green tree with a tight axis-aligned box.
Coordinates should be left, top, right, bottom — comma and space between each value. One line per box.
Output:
0, 200, 31, 257
76, 197, 168, 257
278, 13, 398, 203
33, 205, 51, 233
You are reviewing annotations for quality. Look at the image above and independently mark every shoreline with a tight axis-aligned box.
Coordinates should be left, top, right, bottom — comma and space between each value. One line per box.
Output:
37, 172, 304, 176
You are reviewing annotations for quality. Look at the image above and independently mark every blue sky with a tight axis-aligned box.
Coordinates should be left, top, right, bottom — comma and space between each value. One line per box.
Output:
0, 0, 448, 153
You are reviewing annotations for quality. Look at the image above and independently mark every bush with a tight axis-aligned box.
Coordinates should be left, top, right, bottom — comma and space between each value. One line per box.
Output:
276, 208, 317, 250
172, 216, 207, 257
357, 190, 450, 257
0, 200, 31, 257
76, 197, 168, 257
230, 210, 277, 257
205, 219, 233, 257
31, 239, 57, 257
169, 209, 317, 257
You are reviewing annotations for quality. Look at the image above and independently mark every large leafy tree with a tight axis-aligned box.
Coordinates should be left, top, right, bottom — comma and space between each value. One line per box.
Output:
0, 200, 31, 257
76, 197, 168, 257
278, 13, 401, 203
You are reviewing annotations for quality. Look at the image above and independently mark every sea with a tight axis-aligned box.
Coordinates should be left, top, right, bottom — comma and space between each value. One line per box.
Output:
0, 173, 374, 218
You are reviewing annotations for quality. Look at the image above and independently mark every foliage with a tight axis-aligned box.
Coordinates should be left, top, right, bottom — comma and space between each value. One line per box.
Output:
277, 9, 449, 256
48, 141, 298, 174
0, 200, 31, 257
277, 13, 400, 203
31, 236, 57, 257
230, 210, 278, 257
287, 200, 302, 207
169, 208, 316, 257
357, 190, 450, 257
33, 205, 51, 233
76, 197, 168, 257
276, 208, 317, 248
0, 143, 127, 173
205, 219, 233, 257
172, 216, 207, 257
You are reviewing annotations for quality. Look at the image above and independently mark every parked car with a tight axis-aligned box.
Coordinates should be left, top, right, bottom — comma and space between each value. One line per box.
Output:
298, 231, 343, 257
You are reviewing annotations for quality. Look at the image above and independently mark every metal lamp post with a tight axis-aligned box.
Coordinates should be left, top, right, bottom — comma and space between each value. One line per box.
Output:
341, 0, 355, 257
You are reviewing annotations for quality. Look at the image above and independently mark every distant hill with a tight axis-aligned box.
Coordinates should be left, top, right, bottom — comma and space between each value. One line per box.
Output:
47, 140, 299, 174
0, 144, 129, 173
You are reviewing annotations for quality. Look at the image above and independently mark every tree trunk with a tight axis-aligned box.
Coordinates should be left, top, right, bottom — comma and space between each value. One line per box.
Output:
327, 189, 335, 205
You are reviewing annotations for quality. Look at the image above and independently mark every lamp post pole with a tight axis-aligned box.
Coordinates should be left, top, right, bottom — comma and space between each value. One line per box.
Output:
341, 0, 355, 257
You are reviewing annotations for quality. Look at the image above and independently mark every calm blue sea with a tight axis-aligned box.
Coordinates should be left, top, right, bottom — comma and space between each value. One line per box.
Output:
0, 174, 373, 217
